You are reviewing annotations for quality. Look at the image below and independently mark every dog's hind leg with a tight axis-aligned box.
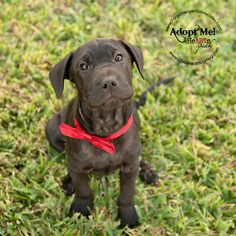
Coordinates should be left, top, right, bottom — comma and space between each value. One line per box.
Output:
139, 160, 158, 183
46, 105, 75, 195
46, 105, 68, 153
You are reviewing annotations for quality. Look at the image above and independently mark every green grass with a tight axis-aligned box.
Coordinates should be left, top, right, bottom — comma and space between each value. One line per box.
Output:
0, 0, 236, 235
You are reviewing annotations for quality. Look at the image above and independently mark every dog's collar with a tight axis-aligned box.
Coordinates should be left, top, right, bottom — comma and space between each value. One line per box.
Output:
59, 114, 133, 154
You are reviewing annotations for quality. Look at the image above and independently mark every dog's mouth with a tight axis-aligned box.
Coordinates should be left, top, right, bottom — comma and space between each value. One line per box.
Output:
87, 83, 134, 110
104, 98, 123, 108
99, 97, 131, 110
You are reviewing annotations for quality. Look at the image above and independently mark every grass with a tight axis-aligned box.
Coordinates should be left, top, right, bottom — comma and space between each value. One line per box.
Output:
0, 0, 236, 235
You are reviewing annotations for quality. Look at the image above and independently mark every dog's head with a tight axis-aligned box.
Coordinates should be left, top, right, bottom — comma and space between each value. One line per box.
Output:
49, 39, 144, 110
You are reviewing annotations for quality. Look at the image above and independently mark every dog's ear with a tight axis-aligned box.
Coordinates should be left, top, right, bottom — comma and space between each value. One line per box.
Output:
119, 40, 145, 80
49, 51, 73, 98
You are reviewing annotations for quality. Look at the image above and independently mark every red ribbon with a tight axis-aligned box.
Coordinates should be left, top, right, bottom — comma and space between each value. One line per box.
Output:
59, 115, 133, 154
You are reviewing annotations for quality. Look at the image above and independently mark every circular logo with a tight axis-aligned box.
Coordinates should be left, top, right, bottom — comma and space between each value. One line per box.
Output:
166, 10, 222, 65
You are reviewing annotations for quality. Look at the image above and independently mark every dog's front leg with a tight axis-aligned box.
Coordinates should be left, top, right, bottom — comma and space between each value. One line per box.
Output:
118, 167, 140, 228
68, 171, 94, 218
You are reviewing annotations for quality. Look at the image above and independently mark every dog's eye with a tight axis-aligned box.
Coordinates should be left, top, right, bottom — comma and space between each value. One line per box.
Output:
115, 54, 123, 62
80, 63, 89, 70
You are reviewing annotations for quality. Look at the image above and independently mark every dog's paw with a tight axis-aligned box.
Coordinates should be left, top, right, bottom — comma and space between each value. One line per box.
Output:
62, 175, 75, 196
68, 196, 93, 218
119, 205, 140, 229
139, 160, 158, 184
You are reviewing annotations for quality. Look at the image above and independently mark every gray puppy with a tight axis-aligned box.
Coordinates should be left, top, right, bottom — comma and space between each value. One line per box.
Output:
46, 38, 173, 228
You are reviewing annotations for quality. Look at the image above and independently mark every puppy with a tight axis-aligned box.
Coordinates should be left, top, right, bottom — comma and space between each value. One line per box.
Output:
46, 38, 173, 228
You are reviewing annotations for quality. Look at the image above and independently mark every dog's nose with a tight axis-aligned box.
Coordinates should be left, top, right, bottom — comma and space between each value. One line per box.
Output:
101, 78, 119, 90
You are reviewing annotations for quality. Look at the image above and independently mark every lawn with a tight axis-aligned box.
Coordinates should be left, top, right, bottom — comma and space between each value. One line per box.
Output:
0, 0, 236, 235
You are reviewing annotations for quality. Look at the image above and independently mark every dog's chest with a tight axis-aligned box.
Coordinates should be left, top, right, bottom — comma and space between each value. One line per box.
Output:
66, 118, 142, 176
66, 139, 127, 175
90, 150, 123, 175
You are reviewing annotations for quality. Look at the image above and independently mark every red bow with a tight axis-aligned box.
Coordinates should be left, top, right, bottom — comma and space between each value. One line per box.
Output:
59, 115, 133, 154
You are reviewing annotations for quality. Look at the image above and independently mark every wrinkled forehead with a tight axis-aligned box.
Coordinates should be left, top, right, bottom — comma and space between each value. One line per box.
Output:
73, 39, 128, 62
